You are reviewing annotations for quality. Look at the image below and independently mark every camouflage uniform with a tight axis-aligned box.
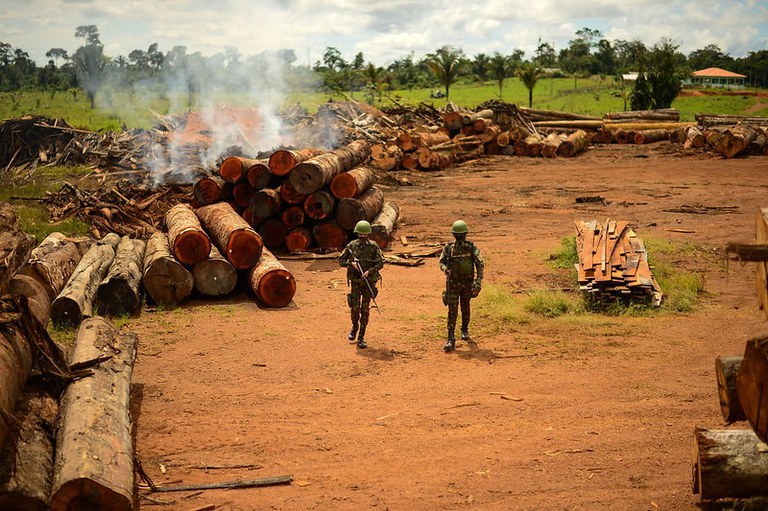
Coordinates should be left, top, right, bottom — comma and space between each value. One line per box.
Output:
339, 238, 384, 345
439, 237, 484, 348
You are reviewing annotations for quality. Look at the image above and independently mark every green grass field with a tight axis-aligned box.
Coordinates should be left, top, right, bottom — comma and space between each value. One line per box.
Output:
1, 76, 765, 131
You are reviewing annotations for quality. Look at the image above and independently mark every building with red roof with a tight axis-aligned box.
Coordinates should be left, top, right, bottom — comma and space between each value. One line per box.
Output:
690, 67, 747, 88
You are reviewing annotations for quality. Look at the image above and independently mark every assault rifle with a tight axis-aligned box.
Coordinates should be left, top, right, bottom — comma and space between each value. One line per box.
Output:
352, 256, 381, 315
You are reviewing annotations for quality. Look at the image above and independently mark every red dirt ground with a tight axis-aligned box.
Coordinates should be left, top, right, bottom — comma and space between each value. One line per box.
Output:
131, 142, 767, 510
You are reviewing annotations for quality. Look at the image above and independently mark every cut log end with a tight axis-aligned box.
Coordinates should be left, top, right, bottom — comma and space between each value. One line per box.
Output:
329, 172, 358, 199
94, 281, 140, 317
50, 298, 84, 328
50, 472, 132, 511
257, 270, 297, 308
226, 230, 263, 270
173, 231, 211, 266
219, 157, 247, 183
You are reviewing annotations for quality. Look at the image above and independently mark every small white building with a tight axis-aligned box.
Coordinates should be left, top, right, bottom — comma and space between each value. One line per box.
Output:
690, 67, 747, 88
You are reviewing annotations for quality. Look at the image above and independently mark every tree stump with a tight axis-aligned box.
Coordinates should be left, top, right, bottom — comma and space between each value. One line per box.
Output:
142, 232, 194, 307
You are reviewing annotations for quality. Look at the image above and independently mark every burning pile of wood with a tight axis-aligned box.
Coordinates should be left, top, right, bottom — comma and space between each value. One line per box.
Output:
192, 139, 401, 252
574, 219, 662, 305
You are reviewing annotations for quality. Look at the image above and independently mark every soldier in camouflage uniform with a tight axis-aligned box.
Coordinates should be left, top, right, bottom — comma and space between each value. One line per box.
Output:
339, 220, 384, 349
439, 220, 484, 352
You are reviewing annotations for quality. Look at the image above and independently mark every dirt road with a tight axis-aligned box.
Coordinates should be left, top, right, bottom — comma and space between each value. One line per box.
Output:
132, 143, 767, 510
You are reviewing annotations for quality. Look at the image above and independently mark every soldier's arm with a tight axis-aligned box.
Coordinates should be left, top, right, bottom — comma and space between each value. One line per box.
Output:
473, 245, 484, 284
338, 246, 351, 267
438, 243, 450, 273
371, 245, 385, 272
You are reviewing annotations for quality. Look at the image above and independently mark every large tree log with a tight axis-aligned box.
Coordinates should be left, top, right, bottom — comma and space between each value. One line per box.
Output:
196, 202, 263, 270
0, 325, 33, 451
95, 236, 146, 316
757, 208, 768, 318
556, 130, 590, 157
303, 190, 335, 220
50, 317, 136, 511
142, 232, 194, 307
695, 113, 768, 128
0, 203, 35, 296
541, 133, 566, 158
165, 203, 211, 266
395, 131, 421, 152
329, 165, 376, 199
370, 144, 403, 172
289, 140, 370, 194
9, 275, 51, 328
279, 181, 306, 205
714, 126, 758, 158
684, 125, 706, 149
443, 111, 464, 131
312, 221, 347, 250
285, 228, 312, 252
370, 202, 400, 249
50, 233, 121, 328
193, 175, 230, 206
281, 206, 305, 230
232, 182, 255, 208
716, 355, 746, 424
692, 428, 768, 500
401, 152, 419, 170
634, 129, 671, 144
248, 248, 296, 307
245, 160, 272, 190
192, 245, 237, 296
519, 107, 599, 122
0, 387, 58, 511
19, 233, 91, 301
748, 129, 767, 155
737, 334, 768, 443
219, 156, 259, 183
604, 108, 679, 121
250, 188, 282, 220
268, 148, 324, 176
335, 186, 385, 231
258, 219, 288, 249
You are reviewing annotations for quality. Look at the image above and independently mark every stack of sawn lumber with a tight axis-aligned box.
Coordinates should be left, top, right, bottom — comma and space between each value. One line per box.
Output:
192, 140, 401, 251
574, 219, 662, 305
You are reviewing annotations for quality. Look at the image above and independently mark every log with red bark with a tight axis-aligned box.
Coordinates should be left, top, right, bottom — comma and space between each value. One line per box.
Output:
142, 232, 194, 307
232, 182, 255, 208
615, 129, 631, 144
219, 156, 259, 183
556, 130, 590, 157
370, 144, 403, 172
713, 126, 758, 158
401, 152, 419, 170
193, 175, 230, 206
192, 245, 237, 297
245, 160, 272, 190
248, 247, 296, 307
19, 233, 91, 301
0, 203, 35, 296
633, 129, 671, 144
692, 428, 768, 500
716, 355, 746, 424
50, 317, 136, 511
196, 202, 263, 270
335, 186, 385, 231
279, 181, 306, 205
50, 233, 121, 328
479, 125, 501, 144
285, 227, 312, 252
591, 128, 614, 144
258, 219, 288, 249
289, 140, 370, 194
268, 148, 324, 176
395, 131, 421, 152
303, 190, 336, 220
165, 203, 211, 266
736, 334, 768, 443
604, 108, 679, 122
281, 206, 305, 230
370, 202, 400, 249
312, 221, 347, 250
443, 111, 464, 131
0, 386, 58, 511
95, 236, 146, 316
330, 165, 376, 199
250, 188, 282, 219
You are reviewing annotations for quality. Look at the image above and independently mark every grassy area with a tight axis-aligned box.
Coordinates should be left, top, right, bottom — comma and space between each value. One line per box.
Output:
2, 78, 765, 131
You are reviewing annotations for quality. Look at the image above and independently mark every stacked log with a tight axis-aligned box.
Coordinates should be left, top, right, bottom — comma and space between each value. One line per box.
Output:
165, 203, 211, 266
19, 233, 91, 301
195, 202, 263, 270
289, 140, 371, 194
604, 108, 680, 122
0, 203, 35, 295
94, 236, 146, 316
574, 219, 662, 305
370, 202, 401, 249
142, 232, 194, 307
336, 187, 385, 231
248, 247, 297, 307
192, 245, 237, 296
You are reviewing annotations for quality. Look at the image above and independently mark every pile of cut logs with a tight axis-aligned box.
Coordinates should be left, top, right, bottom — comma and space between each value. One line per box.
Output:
693, 208, 768, 502
193, 139, 401, 252
574, 219, 663, 305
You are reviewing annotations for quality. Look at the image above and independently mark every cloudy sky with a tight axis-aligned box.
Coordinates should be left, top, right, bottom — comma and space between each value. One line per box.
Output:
2, 0, 767, 67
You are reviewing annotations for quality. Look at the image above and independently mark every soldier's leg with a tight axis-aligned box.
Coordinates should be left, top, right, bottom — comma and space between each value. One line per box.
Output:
348, 285, 362, 342
444, 280, 458, 352
358, 290, 372, 348
460, 283, 471, 340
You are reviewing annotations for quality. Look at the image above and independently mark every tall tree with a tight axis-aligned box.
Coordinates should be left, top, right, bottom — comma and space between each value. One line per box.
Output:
472, 53, 491, 81
489, 52, 514, 99
73, 25, 105, 108
45, 48, 68, 67
424, 46, 466, 101
630, 48, 652, 110
688, 44, 733, 71
647, 38, 684, 108
517, 62, 542, 107
534, 40, 557, 68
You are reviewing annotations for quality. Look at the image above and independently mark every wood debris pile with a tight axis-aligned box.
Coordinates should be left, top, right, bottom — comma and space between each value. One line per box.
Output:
574, 219, 662, 305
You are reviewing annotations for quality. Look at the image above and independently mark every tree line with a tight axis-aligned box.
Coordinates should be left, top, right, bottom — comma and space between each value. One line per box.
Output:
1, 25, 767, 111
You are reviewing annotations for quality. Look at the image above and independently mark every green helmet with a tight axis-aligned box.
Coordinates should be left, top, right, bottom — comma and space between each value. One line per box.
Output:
451, 220, 468, 234
354, 220, 372, 235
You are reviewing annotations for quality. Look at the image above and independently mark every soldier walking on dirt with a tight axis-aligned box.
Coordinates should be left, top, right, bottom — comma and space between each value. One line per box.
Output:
339, 220, 384, 349
439, 220, 484, 352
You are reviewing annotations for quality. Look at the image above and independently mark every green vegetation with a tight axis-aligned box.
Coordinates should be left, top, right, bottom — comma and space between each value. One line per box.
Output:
549, 236, 579, 270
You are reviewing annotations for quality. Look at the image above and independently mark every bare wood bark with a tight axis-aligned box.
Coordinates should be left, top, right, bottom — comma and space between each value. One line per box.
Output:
395, 131, 421, 152
245, 160, 271, 189
50, 233, 121, 327
495, 131, 510, 147
193, 175, 230, 206
165, 203, 211, 266
737, 334, 768, 443
0, 387, 57, 511
50, 317, 136, 511
556, 130, 590, 157
258, 219, 288, 249
268, 148, 324, 177
523, 133, 544, 157
684, 125, 706, 148
757, 208, 768, 319
248, 247, 296, 307
692, 428, 768, 499
479, 125, 501, 144
285, 228, 312, 252
519, 107, 599, 121
19, 233, 91, 301
289, 140, 370, 194
192, 245, 236, 297
0, 203, 35, 296
196, 202, 263, 270
370, 144, 403, 172
335, 186, 385, 231
401, 152, 419, 170
634, 129, 671, 144
281, 206, 305, 230
250, 188, 282, 219
604, 109, 679, 121
714, 126, 758, 158
541, 133, 566, 158
0, 326, 33, 452
9, 275, 51, 328
312, 221, 347, 250
95, 236, 146, 316
748, 130, 767, 155
442, 111, 464, 131
329, 164, 376, 199
303, 190, 335, 220
716, 355, 746, 424
142, 232, 193, 307
219, 156, 259, 183
370, 202, 400, 249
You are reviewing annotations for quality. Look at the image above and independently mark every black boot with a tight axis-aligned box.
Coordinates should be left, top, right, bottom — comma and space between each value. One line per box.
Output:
357, 324, 367, 349
348, 309, 360, 342
443, 332, 456, 352
461, 327, 469, 340
348, 324, 358, 342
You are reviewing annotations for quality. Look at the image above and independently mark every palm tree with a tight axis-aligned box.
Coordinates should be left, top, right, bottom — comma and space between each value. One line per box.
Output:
489, 52, 514, 100
517, 62, 543, 108
424, 46, 465, 101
